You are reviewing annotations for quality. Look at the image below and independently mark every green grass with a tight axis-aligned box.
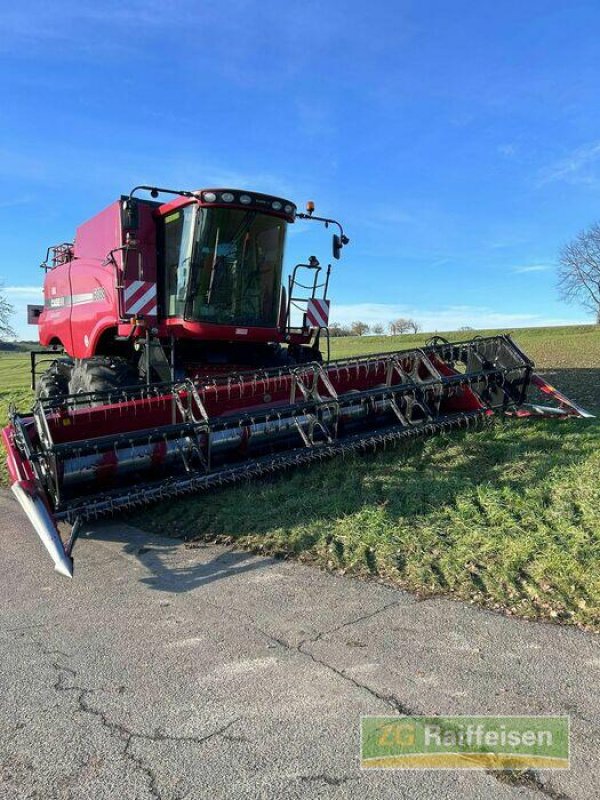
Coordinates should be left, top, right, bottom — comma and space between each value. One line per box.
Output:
329, 323, 600, 367
0, 354, 35, 485
2, 325, 599, 629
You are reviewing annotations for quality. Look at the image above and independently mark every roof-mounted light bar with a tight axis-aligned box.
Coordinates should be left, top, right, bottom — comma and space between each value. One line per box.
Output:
127, 185, 297, 221
197, 189, 296, 221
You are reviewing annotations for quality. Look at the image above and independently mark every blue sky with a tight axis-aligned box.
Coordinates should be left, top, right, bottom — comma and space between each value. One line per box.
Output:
1, 0, 600, 338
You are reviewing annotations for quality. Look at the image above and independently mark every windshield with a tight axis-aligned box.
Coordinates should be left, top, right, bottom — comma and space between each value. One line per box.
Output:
163, 205, 287, 327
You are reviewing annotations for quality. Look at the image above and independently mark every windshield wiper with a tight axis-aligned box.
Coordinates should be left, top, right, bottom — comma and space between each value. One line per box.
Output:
179, 255, 197, 319
206, 227, 221, 305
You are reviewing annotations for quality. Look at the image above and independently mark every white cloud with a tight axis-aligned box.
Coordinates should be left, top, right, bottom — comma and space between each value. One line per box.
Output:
511, 264, 551, 274
538, 141, 600, 187
1, 286, 44, 341
327, 303, 582, 332
3, 286, 42, 295
498, 143, 516, 158
364, 208, 415, 227
0, 196, 33, 210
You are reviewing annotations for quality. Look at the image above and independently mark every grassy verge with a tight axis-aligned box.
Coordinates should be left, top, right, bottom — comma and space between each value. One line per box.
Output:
0, 354, 35, 485
328, 323, 600, 361
134, 325, 600, 630
2, 326, 599, 629
134, 412, 600, 630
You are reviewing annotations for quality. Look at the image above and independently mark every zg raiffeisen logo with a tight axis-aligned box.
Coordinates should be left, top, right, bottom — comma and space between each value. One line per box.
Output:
376, 720, 416, 749
361, 715, 570, 770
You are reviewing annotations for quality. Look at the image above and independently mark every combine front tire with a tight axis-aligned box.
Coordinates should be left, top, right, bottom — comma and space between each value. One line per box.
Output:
36, 359, 74, 400
68, 356, 138, 401
288, 344, 323, 364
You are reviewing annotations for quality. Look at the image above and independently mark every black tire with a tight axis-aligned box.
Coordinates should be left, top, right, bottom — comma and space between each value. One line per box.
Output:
287, 344, 323, 365
264, 344, 294, 368
68, 356, 139, 402
36, 359, 74, 401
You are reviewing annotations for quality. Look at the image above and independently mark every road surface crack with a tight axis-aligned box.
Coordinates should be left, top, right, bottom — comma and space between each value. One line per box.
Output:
229, 609, 575, 800
200, 596, 419, 712
299, 773, 354, 786
492, 769, 573, 800
297, 641, 415, 714
242, 614, 416, 715
53, 665, 240, 799
305, 599, 405, 645
25, 607, 576, 800
20, 624, 239, 800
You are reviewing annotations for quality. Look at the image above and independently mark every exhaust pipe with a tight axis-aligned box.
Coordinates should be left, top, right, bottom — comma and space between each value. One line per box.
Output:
11, 483, 73, 578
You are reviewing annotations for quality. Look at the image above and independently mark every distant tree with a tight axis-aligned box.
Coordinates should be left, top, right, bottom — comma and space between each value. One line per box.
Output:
371, 323, 384, 335
351, 320, 370, 336
458, 325, 473, 332
407, 319, 421, 334
328, 322, 352, 337
0, 286, 15, 341
558, 222, 600, 323
389, 317, 411, 335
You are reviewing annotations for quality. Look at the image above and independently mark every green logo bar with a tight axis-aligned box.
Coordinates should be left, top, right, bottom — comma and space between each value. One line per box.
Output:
361, 716, 570, 770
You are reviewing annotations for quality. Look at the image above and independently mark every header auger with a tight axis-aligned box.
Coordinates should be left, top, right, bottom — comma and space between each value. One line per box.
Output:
2, 185, 592, 577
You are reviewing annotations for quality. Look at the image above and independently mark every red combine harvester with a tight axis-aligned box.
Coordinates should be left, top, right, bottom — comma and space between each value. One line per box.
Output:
2, 185, 592, 577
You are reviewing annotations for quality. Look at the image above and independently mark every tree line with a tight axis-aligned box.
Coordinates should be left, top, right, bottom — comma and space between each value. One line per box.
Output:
329, 318, 422, 337
328, 214, 600, 338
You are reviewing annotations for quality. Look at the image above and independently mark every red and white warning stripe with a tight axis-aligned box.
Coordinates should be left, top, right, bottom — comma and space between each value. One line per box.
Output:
124, 280, 157, 317
306, 298, 330, 329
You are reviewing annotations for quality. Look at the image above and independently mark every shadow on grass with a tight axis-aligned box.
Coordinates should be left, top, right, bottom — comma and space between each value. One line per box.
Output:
125, 367, 599, 598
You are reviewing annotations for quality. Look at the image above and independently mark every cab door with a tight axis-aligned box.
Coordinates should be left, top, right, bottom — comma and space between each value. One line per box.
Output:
39, 260, 74, 353
121, 199, 160, 321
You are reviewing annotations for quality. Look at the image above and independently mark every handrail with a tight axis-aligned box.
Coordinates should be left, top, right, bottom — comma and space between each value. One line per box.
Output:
40, 243, 74, 272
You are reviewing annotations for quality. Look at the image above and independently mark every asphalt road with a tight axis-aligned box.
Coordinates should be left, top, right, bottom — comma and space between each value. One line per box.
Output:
1, 489, 598, 800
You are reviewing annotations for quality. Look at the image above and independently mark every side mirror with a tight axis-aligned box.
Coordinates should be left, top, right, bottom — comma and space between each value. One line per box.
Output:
332, 233, 349, 260
122, 198, 139, 230
333, 233, 342, 260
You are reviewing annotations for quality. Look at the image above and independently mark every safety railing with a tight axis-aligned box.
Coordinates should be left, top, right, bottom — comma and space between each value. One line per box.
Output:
40, 243, 74, 272
285, 258, 331, 332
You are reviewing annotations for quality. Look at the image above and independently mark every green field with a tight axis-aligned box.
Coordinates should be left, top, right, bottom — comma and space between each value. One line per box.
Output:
0, 353, 34, 419
1, 325, 599, 629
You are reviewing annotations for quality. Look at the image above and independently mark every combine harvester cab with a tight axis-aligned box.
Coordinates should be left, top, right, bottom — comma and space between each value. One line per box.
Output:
2, 186, 592, 577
